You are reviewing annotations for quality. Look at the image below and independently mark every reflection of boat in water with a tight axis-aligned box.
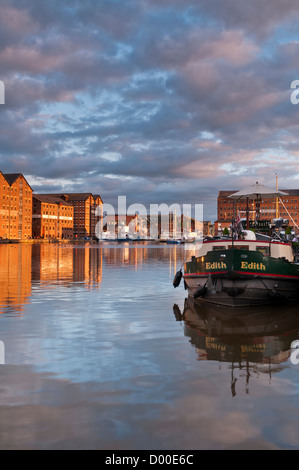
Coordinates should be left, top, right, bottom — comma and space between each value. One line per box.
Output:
174, 297, 299, 396
166, 239, 182, 245
98, 232, 155, 243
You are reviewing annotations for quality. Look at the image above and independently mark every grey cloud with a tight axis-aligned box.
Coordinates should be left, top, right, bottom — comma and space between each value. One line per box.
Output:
197, 0, 299, 38
0, 0, 299, 221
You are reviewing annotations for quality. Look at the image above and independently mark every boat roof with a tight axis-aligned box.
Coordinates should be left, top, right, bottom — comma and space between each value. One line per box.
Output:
202, 237, 290, 246
191, 237, 294, 262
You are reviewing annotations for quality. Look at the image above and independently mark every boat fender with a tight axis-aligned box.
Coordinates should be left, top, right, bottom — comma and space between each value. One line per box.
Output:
194, 286, 207, 298
184, 279, 188, 290
173, 269, 182, 288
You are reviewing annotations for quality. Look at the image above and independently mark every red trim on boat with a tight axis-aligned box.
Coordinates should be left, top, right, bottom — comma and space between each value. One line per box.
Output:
184, 271, 299, 279
234, 271, 299, 279
184, 272, 227, 277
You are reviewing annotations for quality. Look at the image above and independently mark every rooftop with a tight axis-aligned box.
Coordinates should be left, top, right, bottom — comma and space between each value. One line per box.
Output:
219, 189, 299, 198
33, 194, 73, 206
3, 173, 33, 190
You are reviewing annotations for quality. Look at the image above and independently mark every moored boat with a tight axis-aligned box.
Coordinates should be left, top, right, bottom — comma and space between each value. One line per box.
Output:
174, 182, 299, 307
181, 234, 299, 307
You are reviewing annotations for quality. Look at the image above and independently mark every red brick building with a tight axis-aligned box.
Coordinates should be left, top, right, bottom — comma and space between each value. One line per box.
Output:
43, 193, 103, 239
32, 195, 74, 239
91, 195, 103, 237
216, 189, 299, 233
0, 172, 32, 240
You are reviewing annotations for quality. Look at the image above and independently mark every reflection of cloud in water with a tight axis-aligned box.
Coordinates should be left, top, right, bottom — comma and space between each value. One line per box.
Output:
0, 243, 298, 449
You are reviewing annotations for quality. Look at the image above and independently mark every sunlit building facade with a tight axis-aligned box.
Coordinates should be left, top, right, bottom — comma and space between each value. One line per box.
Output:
45, 193, 103, 239
217, 189, 299, 233
0, 172, 32, 240
91, 194, 103, 238
32, 195, 74, 239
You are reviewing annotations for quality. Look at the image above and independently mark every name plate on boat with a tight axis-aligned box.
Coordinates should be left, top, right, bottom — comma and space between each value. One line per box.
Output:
241, 261, 266, 271
205, 261, 227, 270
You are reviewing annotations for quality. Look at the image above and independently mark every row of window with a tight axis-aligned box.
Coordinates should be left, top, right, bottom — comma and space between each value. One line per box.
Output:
1, 225, 31, 230
41, 211, 73, 215
1, 186, 30, 193
0, 215, 31, 220
219, 212, 298, 222
40, 220, 72, 225
221, 198, 299, 204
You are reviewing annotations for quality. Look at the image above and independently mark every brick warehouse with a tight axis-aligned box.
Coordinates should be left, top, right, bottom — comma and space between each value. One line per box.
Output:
0, 172, 32, 240
40, 193, 103, 239
216, 189, 299, 233
32, 195, 74, 239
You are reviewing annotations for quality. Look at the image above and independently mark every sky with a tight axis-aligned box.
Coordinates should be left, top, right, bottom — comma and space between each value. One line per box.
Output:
1, 0, 299, 221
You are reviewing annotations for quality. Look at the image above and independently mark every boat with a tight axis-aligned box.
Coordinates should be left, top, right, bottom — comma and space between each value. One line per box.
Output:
181, 233, 299, 306
174, 183, 299, 307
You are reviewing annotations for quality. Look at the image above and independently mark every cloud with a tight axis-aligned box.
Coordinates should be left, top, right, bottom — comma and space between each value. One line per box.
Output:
0, 0, 298, 220
197, 0, 299, 38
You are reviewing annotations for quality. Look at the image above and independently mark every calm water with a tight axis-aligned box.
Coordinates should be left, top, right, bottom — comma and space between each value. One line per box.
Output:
0, 241, 298, 450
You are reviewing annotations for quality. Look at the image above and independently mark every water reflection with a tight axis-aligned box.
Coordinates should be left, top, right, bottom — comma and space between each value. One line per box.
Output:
31, 244, 103, 287
174, 297, 299, 396
0, 242, 184, 315
0, 245, 32, 315
0, 242, 299, 449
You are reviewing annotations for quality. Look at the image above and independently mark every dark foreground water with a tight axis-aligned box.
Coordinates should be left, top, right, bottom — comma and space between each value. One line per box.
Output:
0, 242, 298, 450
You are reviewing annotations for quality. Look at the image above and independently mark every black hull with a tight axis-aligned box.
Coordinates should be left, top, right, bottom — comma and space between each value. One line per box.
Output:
183, 273, 299, 307
183, 246, 299, 307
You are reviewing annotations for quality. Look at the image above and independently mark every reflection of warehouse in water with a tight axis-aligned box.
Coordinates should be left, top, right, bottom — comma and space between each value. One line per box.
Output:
0, 242, 183, 315
31, 245, 103, 288
0, 245, 32, 314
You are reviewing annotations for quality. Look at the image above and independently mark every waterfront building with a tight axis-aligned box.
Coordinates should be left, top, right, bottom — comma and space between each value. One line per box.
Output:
32, 195, 74, 239
44, 193, 103, 239
103, 214, 142, 238
91, 194, 103, 237
0, 172, 32, 240
101, 213, 204, 240
217, 189, 299, 234
62, 193, 93, 238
